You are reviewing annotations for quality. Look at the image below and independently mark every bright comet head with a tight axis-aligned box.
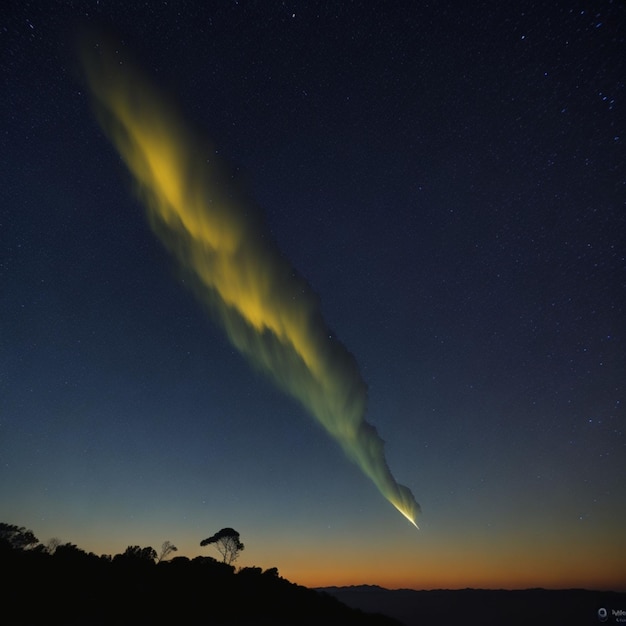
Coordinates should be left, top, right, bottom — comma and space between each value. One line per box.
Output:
393, 501, 420, 529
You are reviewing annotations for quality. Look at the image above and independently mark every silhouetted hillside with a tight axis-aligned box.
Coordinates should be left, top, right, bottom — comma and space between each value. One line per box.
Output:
319, 585, 626, 626
0, 523, 399, 626
6, 522, 624, 626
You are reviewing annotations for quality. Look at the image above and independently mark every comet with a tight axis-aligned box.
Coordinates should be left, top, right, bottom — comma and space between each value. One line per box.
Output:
79, 33, 421, 528
396, 504, 420, 529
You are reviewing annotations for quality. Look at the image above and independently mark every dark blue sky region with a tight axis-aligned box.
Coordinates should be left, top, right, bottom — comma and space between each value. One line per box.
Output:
1, 1, 624, 589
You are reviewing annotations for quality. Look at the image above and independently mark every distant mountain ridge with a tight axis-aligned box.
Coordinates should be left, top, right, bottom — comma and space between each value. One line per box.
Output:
317, 585, 626, 626
320, 584, 389, 592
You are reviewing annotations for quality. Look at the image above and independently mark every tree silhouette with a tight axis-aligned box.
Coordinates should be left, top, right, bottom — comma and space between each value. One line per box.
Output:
157, 540, 178, 563
0, 523, 39, 550
115, 545, 157, 564
46, 537, 62, 555
200, 528, 244, 565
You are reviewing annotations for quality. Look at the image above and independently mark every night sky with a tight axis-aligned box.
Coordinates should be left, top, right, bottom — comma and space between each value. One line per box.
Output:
1, 1, 625, 591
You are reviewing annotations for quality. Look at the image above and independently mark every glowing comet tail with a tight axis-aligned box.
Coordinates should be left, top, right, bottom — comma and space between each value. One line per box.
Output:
80, 36, 421, 528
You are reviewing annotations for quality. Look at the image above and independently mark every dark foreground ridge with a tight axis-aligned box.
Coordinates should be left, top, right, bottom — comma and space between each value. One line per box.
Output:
319, 585, 626, 626
0, 524, 399, 626
4, 522, 625, 626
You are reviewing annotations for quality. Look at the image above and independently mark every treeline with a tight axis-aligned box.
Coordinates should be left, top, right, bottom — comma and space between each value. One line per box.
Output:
1, 523, 399, 626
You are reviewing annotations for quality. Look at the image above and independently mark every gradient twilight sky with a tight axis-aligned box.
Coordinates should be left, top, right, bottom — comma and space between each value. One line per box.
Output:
1, 1, 625, 591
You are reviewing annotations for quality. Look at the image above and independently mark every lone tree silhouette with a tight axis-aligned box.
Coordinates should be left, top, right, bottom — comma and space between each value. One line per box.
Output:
200, 528, 244, 565
157, 540, 178, 563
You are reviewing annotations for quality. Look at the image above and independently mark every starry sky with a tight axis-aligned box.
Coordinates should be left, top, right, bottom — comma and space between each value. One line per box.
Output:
1, 1, 625, 591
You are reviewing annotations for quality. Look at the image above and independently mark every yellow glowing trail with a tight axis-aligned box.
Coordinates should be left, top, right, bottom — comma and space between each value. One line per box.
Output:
80, 37, 420, 527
